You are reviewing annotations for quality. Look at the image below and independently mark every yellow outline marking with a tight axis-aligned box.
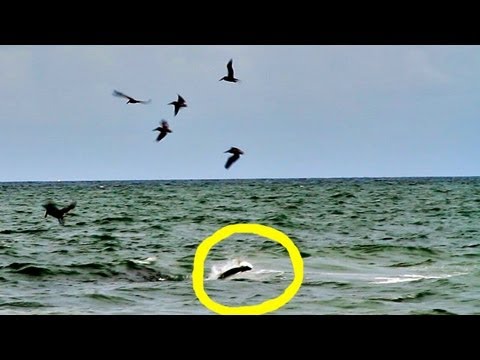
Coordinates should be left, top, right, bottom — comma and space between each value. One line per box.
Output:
192, 223, 303, 315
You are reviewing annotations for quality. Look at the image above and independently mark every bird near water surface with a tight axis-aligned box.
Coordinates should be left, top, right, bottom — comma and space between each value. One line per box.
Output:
224, 147, 244, 169
113, 90, 152, 104
43, 201, 77, 225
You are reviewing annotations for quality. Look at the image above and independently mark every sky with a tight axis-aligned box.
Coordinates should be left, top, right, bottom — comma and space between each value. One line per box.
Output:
1, 45, 480, 182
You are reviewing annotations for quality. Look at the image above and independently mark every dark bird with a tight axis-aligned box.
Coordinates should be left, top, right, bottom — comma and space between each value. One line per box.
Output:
153, 120, 172, 142
168, 94, 187, 116
113, 90, 151, 104
43, 201, 77, 225
219, 59, 240, 83
224, 147, 244, 169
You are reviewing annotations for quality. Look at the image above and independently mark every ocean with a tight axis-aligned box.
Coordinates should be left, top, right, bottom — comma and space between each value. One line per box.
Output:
0, 177, 479, 315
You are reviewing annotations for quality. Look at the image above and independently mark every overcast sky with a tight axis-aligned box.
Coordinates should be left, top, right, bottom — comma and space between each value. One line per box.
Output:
1, 45, 480, 181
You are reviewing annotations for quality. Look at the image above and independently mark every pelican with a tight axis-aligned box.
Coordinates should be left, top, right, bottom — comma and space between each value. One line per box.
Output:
113, 90, 151, 104
219, 59, 240, 83
168, 94, 187, 116
224, 147, 244, 169
153, 120, 172, 142
43, 201, 76, 225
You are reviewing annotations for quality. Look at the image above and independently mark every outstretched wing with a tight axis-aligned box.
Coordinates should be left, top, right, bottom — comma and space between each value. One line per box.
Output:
138, 99, 152, 104
60, 201, 76, 215
113, 90, 134, 101
156, 131, 167, 142
177, 94, 185, 104
173, 104, 180, 116
225, 154, 240, 169
43, 201, 58, 211
43, 201, 58, 217
227, 59, 234, 77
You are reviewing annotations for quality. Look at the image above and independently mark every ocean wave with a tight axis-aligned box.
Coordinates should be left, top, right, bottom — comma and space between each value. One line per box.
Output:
0, 301, 47, 308
94, 216, 135, 224
373, 290, 435, 302
0, 229, 49, 234
410, 308, 458, 315
3, 262, 53, 276
370, 272, 467, 284
85, 293, 134, 303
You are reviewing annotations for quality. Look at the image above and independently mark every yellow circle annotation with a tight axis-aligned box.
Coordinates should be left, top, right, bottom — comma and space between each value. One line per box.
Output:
192, 223, 304, 315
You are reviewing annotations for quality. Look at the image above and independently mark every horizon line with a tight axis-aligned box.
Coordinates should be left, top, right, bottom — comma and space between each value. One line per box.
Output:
1, 175, 479, 184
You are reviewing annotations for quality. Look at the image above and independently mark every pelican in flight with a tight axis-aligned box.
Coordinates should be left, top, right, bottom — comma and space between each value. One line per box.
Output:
169, 94, 187, 116
113, 90, 151, 104
43, 201, 77, 225
224, 147, 244, 169
153, 120, 172, 142
219, 59, 240, 83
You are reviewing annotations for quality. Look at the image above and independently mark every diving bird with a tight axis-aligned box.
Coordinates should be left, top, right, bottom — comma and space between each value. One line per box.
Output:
153, 120, 172, 142
168, 94, 187, 116
43, 201, 77, 225
219, 59, 240, 83
113, 90, 151, 104
224, 147, 244, 169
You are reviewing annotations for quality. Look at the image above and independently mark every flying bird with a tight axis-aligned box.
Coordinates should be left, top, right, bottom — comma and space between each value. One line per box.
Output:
168, 94, 187, 116
153, 120, 172, 142
219, 59, 240, 83
113, 90, 151, 104
224, 147, 244, 169
43, 201, 77, 225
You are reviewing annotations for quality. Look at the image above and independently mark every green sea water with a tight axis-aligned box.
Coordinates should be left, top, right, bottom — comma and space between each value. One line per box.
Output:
0, 177, 479, 314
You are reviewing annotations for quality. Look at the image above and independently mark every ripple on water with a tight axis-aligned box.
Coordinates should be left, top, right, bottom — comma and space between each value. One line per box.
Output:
0, 178, 479, 314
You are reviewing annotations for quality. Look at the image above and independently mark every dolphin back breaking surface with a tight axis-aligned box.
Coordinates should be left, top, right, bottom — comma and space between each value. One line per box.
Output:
207, 258, 253, 280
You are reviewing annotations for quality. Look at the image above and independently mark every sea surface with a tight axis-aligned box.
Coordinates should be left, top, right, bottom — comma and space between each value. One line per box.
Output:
0, 177, 479, 315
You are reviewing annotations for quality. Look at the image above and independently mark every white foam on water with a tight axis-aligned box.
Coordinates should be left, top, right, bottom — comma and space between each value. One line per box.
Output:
130, 256, 158, 265
371, 272, 468, 284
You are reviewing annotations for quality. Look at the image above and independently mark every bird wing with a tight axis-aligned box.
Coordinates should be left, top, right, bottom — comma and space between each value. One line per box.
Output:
43, 201, 59, 212
138, 99, 152, 104
173, 104, 180, 116
225, 154, 240, 169
60, 201, 76, 214
156, 131, 167, 142
112, 90, 135, 102
227, 59, 234, 77
177, 95, 185, 104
